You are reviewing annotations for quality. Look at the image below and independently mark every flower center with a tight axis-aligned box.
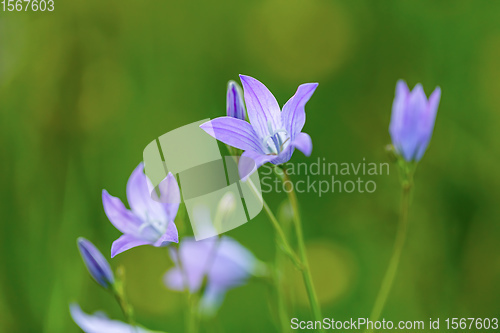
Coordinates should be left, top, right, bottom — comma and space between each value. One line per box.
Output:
262, 120, 289, 155
138, 212, 167, 241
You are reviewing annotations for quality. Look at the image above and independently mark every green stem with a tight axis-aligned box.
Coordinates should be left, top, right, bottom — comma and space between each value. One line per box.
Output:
112, 287, 137, 332
112, 267, 137, 331
246, 177, 303, 270
274, 246, 291, 333
366, 171, 413, 332
282, 170, 323, 331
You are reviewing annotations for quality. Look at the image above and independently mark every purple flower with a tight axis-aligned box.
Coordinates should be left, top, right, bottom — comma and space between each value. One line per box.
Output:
201, 75, 317, 178
102, 163, 179, 258
70, 304, 151, 333
164, 236, 263, 316
77, 238, 114, 289
227, 80, 246, 120
389, 80, 441, 162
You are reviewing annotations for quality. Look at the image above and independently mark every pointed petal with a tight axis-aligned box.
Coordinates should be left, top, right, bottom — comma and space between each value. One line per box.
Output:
238, 150, 275, 180
111, 234, 150, 258
227, 81, 246, 120
282, 83, 318, 139
126, 163, 167, 222
389, 80, 410, 150
290, 132, 313, 156
163, 267, 185, 291
400, 84, 427, 161
199, 285, 226, 317
239, 75, 282, 139
427, 86, 441, 123
102, 190, 142, 235
415, 86, 441, 161
153, 221, 179, 247
69, 304, 147, 333
200, 117, 264, 152
153, 172, 181, 221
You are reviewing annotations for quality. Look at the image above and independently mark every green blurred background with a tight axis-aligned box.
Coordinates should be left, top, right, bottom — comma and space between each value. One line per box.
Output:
1, 0, 500, 332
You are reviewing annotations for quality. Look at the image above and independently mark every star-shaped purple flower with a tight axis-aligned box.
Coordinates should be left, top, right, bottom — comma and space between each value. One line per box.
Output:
389, 80, 441, 162
102, 163, 179, 257
164, 235, 262, 316
200, 75, 318, 178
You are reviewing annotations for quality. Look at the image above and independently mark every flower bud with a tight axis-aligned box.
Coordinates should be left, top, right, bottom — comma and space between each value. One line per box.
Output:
389, 80, 441, 162
213, 192, 237, 233
77, 237, 115, 289
226, 80, 246, 120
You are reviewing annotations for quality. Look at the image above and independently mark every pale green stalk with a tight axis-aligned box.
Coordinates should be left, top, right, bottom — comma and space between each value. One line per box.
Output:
246, 177, 303, 270
365, 162, 415, 333
282, 169, 323, 332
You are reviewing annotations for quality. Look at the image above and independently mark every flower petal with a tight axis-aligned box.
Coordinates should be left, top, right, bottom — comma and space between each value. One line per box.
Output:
238, 150, 275, 180
153, 172, 181, 221
400, 84, 428, 161
198, 285, 226, 318
102, 190, 142, 235
282, 83, 318, 139
389, 80, 410, 152
200, 117, 264, 153
227, 80, 246, 120
126, 163, 167, 222
111, 234, 150, 258
69, 303, 148, 333
164, 238, 215, 293
290, 132, 313, 156
163, 267, 185, 291
239, 75, 282, 139
153, 221, 179, 247
415, 86, 441, 161
427, 86, 441, 120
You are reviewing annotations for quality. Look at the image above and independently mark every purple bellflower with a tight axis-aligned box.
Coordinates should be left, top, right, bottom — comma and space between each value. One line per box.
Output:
227, 80, 246, 120
389, 80, 441, 162
70, 304, 152, 333
77, 238, 114, 289
102, 163, 179, 258
164, 236, 263, 316
201, 75, 318, 178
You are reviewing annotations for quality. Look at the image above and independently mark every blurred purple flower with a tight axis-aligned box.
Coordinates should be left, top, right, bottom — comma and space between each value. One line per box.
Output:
389, 80, 441, 162
77, 238, 114, 289
70, 304, 151, 333
102, 163, 179, 258
164, 236, 263, 316
201, 75, 317, 178
227, 80, 246, 120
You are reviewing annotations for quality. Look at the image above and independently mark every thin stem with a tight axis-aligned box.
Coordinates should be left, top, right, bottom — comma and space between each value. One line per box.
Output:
274, 245, 291, 332
112, 267, 137, 332
282, 170, 323, 331
246, 177, 303, 270
366, 173, 413, 332
112, 287, 137, 333
171, 245, 199, 333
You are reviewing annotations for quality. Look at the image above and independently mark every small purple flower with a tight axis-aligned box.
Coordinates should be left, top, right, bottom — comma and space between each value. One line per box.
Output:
70, 304, 151, 333
201, 75, 317, 178
77, 238, 114, 289
389, 80, 441, 162
164, 236, 263, 316
227, 80, 246, 120
102, 163, 179, 258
